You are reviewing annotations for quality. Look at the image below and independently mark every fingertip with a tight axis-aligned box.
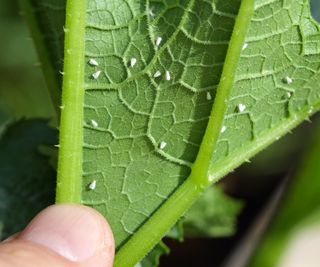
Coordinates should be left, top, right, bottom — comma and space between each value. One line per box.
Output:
18, 204, 114, 266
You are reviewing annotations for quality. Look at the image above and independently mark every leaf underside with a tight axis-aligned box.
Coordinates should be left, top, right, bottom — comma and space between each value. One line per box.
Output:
81, 0, 241, 249
210, 0, 320, 175
22, 0, 320, 264
81, 0, 320, 251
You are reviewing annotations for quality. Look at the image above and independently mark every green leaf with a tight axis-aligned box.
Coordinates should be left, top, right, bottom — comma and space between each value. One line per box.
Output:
138, 242, 169, 267
166, 221, 184, 241
137, 186, 242, 266
183, 187, 243, 238
248, 120, 320, 267
58, 2, 251, 263
208, 0, 320, 181
0, 119, 57, 239
23, 0, 320, 265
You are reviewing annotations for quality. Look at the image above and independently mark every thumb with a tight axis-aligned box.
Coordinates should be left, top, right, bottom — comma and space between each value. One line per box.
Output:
0, 204, 115, 267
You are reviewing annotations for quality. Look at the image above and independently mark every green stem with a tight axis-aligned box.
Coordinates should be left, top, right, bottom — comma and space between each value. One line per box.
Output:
114, 0, 254, 265
114, 179, 202, 267
209, 105, 320, 183
190, 0, 255, 187
56, 0, 86, 203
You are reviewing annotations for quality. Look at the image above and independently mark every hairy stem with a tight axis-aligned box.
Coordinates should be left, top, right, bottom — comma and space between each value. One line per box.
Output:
56, 0, 86, 203
190, 0, 255, 187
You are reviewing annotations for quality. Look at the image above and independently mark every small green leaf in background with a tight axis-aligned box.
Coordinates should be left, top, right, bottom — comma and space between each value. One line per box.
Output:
184, 187, 243, 238
0, 119, 57, 239
138, 186, 243, 266
138, 242, 170, 267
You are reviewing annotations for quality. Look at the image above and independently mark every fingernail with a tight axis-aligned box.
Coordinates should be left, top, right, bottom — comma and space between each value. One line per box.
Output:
19, 204, 114, 263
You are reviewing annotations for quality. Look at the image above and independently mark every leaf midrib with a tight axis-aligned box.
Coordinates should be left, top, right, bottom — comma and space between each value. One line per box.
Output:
114, 0, 255, 265
56, 0, 86, 203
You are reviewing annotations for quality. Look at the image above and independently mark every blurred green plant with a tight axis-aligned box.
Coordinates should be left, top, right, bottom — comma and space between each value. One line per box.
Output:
249, 119, 320, 267
0, 1, 54, 120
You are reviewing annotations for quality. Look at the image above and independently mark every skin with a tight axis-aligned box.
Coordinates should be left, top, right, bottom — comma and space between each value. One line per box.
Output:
0, 204, 115, 267
2, 204, 318, 267
278, 225, 320, 267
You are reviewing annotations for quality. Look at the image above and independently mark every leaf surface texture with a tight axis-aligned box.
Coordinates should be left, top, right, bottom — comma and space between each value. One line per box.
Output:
81, 0, 241, 249
22, 0, 320, 262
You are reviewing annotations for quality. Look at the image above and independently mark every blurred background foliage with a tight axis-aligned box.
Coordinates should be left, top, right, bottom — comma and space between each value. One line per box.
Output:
0, 1, 54, 120
0, 1, 320, 267
0, 0, 57, 241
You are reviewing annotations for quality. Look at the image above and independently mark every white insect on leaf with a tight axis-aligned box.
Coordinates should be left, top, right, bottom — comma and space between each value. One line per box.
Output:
206, 92, 212, 100
286, 92, 292, 98
88, 180, 97, 190
221, 125, 227, 133
155, 36, 162, 47
283, 76, 293, 84
165, 70, 171, 81
238, 103, 246, 113
153, 70, 161, 78
242, 42, 248, 50
130, 57, 137, 67
91, 119, 98, 128
159, 141, 167, 150
88, 58, 99, 66
92, 70, 101, 79
148, 6, 155, 17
